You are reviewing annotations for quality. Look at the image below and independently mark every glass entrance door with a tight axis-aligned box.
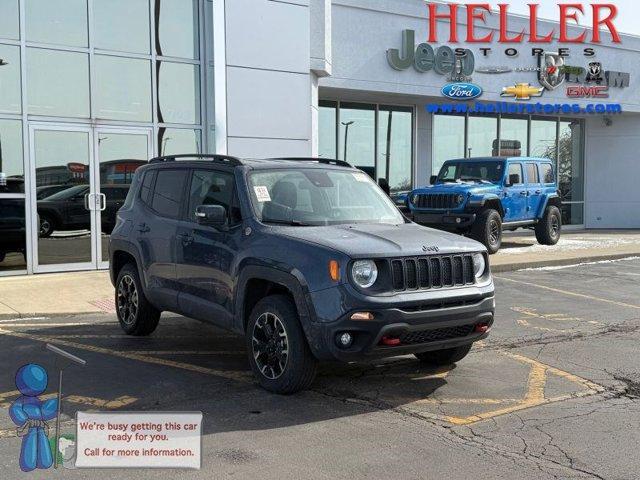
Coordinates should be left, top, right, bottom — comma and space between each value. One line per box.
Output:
95, 127, 152, 268
29, 125, 152, 272
29, 125, 96, 272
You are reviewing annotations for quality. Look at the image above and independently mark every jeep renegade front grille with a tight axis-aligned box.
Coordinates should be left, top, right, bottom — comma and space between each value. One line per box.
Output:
399, 324, 475, 345
414, 193, 460, 209
389, 255, 475, 291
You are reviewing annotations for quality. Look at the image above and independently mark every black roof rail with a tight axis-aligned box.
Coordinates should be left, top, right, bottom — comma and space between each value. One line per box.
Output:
269, 157, 352, 168
149, 153, 242, 167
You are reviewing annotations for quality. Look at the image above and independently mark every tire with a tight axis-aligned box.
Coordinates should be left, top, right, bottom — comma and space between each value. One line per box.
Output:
115, 263, 160, 336
414, 344, 473, 366
0, 251, 5, 263
471, 209, 502, 254
535, 205, 562, 245
246, 295, 317, 394
39, 214, 56, 238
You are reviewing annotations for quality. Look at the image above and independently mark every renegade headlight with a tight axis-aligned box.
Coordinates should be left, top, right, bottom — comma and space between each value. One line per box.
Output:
352, 260, 378, 289
472, 253, 486, 279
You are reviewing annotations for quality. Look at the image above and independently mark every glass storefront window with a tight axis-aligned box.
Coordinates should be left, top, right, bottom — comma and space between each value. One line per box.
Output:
467, 115, 497, 158
338, 103, 375, 175
0, 199, 26, 272
499, 117, 527, 156
558, 120, 584, 203
158, 128, 201, 155
318, 101, 337, 159
26, 0, 88, 48
378, 106, 413, 192
157, 0, 199, 59
94, 0, 150, 54
0, 0, 19, 40
27, 48, 90, 118
432, 114, 465, 174
530, 118, 557, 160
157, 62, 200, 124
0, 119, 24, 182
0, 44, 21, 114
94, 55, 152, 122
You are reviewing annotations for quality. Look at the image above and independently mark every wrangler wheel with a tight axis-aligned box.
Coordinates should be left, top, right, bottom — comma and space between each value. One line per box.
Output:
471, 209, 502, 254
535, 205, 562, 245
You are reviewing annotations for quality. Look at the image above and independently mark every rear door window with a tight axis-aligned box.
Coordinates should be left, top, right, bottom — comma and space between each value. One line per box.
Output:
150, 169, 188, 218
526, 163, 540, 184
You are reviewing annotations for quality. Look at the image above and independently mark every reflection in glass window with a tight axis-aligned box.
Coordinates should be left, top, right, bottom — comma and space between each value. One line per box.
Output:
499, 117, 527, 156
0, 44, 21, 114
378, 106, 413, 192
558, 120, 584, 203
561, 203, 584, 226
157, 62, 200, 124
27, 49, 89, 118
94, 56, 151, 122
157, 0, 199, 59
0, 0, 19, 40
467, 115, 497, 158
530, 118, 557, 160
94, 0, 150, 54
0, 199, 26, 272
432, 114, 465, 174
318, 101, 337, 159
26, 0, 88, 47
0, 119, 24, 181
158, 128, 201, 155
338, 103, 375, 175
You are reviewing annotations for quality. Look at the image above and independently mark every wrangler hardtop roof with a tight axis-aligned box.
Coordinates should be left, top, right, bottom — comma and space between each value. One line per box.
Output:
145, 154, 354, 171
442, 156, 553, 163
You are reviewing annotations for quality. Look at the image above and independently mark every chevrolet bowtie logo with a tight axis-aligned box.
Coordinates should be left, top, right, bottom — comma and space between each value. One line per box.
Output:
501, 83, 544, 101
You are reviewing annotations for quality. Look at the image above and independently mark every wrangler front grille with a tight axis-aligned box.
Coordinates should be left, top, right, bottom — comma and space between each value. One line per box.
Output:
414, 193, 461, 209
390, 254, 475, 291
399, 324, 475, 345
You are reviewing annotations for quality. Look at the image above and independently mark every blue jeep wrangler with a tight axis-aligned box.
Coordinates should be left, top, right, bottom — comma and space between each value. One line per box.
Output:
408, 157, 561, 253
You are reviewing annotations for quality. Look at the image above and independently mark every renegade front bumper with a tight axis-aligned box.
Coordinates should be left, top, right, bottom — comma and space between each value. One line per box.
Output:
304, 282, 495, 362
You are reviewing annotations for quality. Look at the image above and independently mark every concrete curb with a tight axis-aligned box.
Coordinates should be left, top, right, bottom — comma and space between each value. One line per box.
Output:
490, 253, 639, 273
0, 310, 106, 321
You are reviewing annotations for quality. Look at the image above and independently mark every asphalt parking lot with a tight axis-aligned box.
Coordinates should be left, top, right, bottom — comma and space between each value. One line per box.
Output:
1, 258, 639, 479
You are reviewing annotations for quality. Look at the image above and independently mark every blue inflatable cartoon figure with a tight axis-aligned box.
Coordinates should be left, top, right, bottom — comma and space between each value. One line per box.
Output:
9, 364, 58, 472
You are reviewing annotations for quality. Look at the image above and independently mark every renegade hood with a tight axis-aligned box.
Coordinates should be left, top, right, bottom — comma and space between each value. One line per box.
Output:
273, 222, 485, 257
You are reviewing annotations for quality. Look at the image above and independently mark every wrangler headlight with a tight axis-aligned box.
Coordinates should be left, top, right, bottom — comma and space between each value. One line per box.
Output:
352, 260, 378, 288
472, 253, 486, 279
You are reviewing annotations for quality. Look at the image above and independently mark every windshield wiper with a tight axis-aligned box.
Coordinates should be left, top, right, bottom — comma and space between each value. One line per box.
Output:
262, 218, 313, 226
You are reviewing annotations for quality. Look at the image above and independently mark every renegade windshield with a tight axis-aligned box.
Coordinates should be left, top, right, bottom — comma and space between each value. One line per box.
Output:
248, 169, 405, 226
436, 160, 505, 184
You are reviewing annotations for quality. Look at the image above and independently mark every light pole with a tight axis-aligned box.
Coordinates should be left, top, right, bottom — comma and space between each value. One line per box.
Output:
161, 137, 172, 155
341, 121, 354, 162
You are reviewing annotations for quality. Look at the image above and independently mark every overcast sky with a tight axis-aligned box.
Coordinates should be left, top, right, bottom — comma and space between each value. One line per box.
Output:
446, 0, 639, 37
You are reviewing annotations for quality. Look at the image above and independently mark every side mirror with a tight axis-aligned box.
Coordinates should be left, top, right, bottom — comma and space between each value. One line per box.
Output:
195, 204, 227, 228
429, 175, 437, 185
505, 173, 520, 187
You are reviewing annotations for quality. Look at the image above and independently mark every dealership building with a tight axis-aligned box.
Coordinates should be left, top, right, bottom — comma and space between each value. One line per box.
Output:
0, 0, 638, 276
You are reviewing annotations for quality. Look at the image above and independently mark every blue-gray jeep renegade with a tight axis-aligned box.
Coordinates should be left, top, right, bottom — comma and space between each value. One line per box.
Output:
109, 155, 495, 394
408, 157, 562, 254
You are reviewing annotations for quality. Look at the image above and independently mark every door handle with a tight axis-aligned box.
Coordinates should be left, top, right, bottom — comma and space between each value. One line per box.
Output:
99, 193, 106, 211
534, 189, 542, 195
84, 193, 91, 211
519, 191, 527, 196
137, 223, 150, 233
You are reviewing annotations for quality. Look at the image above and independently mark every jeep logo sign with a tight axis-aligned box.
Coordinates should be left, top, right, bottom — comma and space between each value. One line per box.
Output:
441, 82, 482, 100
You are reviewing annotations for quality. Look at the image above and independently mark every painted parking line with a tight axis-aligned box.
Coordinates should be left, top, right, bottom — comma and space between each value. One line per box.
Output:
125, 350, 244, 356
0, 327, 251, 383
512, 306, 605, 334
495, 275, 640, 310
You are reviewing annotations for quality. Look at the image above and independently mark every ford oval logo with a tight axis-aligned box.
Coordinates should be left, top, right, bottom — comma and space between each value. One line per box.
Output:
441, 82, 483, 100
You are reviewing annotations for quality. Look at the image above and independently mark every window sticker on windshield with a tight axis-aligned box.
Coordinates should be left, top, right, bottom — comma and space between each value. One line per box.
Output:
253, 186, 271, 202
352, 172, 369, 182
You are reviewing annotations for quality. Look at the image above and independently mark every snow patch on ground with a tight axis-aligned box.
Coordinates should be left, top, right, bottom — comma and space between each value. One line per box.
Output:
500, 236, 640, 255
519, 256, 640, 271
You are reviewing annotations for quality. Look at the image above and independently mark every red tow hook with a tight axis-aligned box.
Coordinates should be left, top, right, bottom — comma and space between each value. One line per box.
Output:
475, 323, 490, 333
380, 336, 401, 346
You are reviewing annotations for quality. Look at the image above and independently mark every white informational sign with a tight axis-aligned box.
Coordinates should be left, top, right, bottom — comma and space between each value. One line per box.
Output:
75, 411, 202, 469
253, 186, 271, 202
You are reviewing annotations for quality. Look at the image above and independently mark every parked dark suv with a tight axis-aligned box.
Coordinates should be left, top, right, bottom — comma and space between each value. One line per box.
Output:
109, 155, 495, 394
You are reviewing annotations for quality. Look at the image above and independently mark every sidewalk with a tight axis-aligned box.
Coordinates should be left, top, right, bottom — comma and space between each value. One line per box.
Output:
0, 230, 639, 319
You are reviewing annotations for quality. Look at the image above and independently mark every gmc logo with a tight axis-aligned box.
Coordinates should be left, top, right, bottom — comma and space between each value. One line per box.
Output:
566, 85, 609, 98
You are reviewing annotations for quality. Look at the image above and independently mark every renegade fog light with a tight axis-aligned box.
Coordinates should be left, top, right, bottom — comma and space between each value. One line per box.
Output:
336, 332, 353, 348
352, 260, 378, 288
472, 253, 486, 279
